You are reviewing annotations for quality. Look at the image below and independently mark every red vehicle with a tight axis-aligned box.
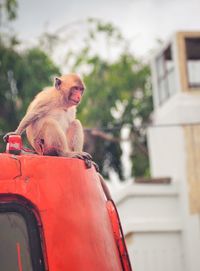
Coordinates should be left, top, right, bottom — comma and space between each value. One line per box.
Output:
0, 135, 132, 271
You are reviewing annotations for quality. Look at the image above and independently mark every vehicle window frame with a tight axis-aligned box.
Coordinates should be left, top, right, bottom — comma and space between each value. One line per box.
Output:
0, 195, 46, 271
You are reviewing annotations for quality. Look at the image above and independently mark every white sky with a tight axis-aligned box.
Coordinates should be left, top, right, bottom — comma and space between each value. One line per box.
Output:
13, 0, 200, 58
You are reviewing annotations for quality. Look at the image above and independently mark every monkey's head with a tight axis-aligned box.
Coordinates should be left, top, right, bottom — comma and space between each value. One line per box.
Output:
55, 73, 85, 107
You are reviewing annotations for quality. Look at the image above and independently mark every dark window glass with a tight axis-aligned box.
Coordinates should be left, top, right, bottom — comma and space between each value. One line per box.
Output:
185, 38, 200, 87
156, 45, 176, 105
0, 200, 45, 271
0, 212, 33, 270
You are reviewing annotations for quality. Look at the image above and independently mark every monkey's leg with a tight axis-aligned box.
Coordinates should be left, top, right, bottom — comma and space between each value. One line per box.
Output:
67, 119, 92, 162
35, 119, 83, 158
67, 119, 84, 152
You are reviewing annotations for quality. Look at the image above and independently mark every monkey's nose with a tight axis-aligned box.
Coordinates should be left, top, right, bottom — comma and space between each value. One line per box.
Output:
74, 92, 81, 101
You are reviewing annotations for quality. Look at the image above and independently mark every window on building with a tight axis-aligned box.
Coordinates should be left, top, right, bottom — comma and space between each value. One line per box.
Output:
0, 201, 45, 271
156, 45, 176, 105
185, 37, 200, 88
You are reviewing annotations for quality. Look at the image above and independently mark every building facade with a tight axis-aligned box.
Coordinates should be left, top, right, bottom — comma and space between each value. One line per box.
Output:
113, 31, 200, 271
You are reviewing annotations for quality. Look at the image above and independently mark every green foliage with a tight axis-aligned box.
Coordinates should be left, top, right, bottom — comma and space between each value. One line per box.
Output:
0, 0, 19, 49
3, 0, 18, 21
60, 19, 152, 179
0, 0, 18, 22
18, 48, 60, 113
0, 44, 18, 130
64, 19, 153, 179
0, 12, 153, 179
81, 54, 152, 179
0, 43, 60, 150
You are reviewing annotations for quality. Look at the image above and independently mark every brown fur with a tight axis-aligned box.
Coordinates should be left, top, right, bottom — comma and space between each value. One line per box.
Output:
5, 73, 90, 160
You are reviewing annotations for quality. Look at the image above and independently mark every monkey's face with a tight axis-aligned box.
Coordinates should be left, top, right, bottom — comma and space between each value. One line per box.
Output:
68, 85, 84, 106
55, 74, 85, 107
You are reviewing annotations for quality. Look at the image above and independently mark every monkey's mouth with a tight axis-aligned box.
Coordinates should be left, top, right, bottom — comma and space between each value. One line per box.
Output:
70, 98, 80, 105
68, 91, 81, 105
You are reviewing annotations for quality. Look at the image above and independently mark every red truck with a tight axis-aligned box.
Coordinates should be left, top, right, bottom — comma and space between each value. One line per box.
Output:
0, 135, 132, 271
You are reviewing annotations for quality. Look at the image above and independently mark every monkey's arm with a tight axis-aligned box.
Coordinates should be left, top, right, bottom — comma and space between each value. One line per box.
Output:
3, 106, 47, 141
14, 108, 47, 134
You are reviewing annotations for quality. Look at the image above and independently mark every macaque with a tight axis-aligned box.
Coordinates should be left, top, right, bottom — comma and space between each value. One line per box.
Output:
4, 73, 91, 162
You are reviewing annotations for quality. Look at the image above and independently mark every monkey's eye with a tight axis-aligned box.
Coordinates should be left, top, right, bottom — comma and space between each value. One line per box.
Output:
71, 86, 84, 93
71, 86, 78, 91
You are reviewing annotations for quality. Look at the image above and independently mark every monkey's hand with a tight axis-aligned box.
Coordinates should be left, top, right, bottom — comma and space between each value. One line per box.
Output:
3, 132, 19, 142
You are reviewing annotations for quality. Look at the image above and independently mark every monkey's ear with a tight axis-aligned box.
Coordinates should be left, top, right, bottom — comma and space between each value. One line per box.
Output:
55, 77, 62, 90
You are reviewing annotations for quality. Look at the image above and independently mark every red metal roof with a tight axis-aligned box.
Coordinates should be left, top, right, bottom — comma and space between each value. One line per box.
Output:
0, 153, 125, 270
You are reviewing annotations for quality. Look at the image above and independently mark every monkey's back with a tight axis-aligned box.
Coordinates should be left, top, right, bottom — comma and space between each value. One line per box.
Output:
25, 87, 77, 153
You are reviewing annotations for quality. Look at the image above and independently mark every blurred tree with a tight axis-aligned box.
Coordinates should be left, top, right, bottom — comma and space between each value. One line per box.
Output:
0, 0, 60, 151
80, 53, 152, 179
0, 45, 60, 147
0, 0, 18, 45
0, 0, 18, 24
0, 8, 153, 179
61, 19, 153, 179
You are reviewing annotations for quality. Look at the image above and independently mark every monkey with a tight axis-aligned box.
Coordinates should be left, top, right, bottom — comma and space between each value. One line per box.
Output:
4, 73, 92, 162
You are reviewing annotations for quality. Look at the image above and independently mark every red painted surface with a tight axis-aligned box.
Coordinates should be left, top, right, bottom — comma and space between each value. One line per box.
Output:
16, 243, 23, 271
107, 201, 132, 271
0, 153, 128, 271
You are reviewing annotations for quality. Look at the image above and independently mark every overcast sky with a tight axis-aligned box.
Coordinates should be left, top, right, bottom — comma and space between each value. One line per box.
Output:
13, 0, 200, 58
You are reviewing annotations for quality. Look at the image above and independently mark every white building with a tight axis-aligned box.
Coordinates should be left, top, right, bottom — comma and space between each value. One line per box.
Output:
112, 31, 200, 271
